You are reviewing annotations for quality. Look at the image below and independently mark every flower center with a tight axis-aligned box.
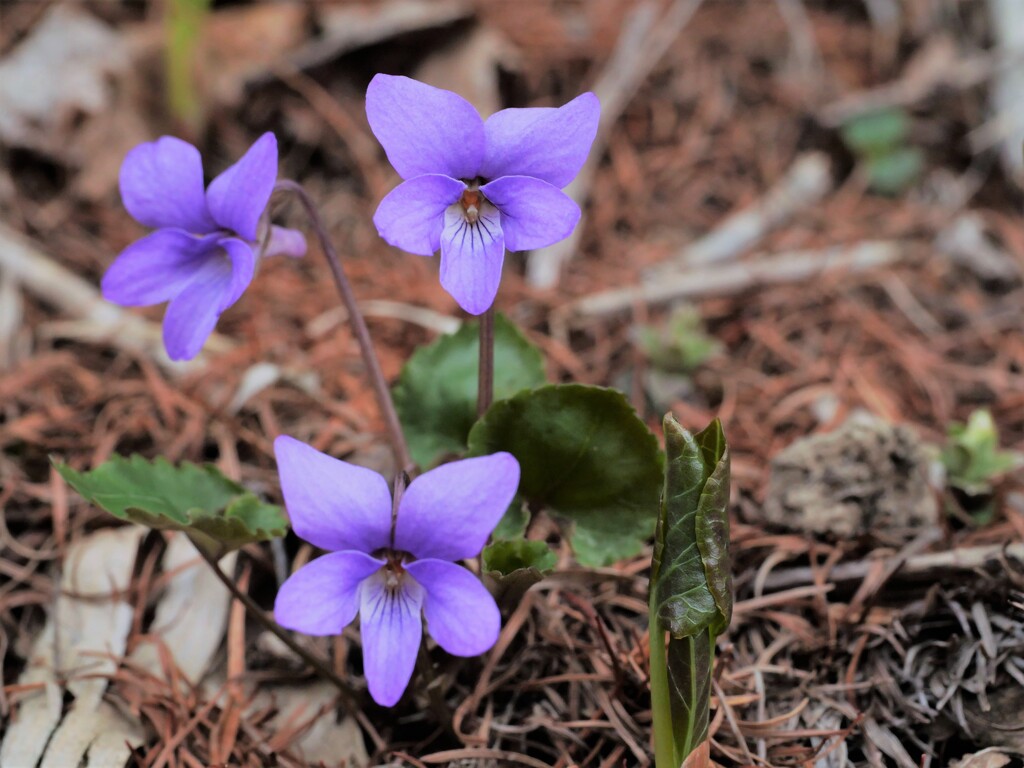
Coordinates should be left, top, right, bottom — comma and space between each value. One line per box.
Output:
373, 548, 413, 594
459, 189, 484, 224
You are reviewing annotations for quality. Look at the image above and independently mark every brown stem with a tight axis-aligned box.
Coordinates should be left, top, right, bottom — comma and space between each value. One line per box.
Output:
274, 179, 414, 473
477, 306, 495, 417
193, 542, 360, 709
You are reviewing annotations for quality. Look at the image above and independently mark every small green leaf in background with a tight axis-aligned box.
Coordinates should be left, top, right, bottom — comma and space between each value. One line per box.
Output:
840, 108, 922, 196
468, 384, 664, 566
394, 313, 546, 468
652, 416, 731, 639
864, 147, 924, 197
482, 539, 557, 610
635, 304, 720, 374
941, 409, 1023, 496
55, 455, 287, 554
840, 108, 910, 155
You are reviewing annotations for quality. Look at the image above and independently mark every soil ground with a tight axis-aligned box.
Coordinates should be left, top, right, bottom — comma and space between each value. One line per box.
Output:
2, 1, 1023, 766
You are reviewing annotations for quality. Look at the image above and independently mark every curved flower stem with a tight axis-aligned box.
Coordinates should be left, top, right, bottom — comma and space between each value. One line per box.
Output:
477, 306, 495, 417
274, 179, 414, 474
193, 541, 360, 708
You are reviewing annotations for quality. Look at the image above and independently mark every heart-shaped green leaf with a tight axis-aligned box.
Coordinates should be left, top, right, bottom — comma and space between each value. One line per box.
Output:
468, 384, 664, 566
492, 496, 530, 540
483, 538, 557, 575
54, 454, 287, 554
482, 539, 556, 609
393, 313, 546, 468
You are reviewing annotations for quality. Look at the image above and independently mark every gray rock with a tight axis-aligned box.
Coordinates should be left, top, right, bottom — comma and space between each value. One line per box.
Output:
764, 412, 938, 541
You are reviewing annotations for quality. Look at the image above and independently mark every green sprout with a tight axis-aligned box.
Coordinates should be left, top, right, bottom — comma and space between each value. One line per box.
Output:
840, 108, 923, 196
941, 409, 1023, 497
649, 416, 732, 767
636, 304, 720, 374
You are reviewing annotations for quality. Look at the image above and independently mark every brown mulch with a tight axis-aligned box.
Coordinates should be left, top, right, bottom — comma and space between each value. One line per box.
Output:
3, 0, 1024, 766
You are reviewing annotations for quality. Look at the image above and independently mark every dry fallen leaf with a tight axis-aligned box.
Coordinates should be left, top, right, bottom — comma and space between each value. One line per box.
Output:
415, 24, 521, 117
0, 6, 128, 156
0, 527, 145, 768
949, 749, 1018, 768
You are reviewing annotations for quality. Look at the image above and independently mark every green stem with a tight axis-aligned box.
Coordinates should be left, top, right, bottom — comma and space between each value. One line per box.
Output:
650, 599, 716, 766
165, 0, 209, 128
649, 611, 677, 768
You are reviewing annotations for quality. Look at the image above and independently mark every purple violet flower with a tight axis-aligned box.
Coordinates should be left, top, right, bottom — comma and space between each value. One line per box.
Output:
102, 132, 306, 361
272, 436, 520, 706
367, 74, 600, 315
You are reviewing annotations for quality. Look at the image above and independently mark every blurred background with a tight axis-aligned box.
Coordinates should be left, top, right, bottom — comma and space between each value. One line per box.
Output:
2, 1, 1024, 766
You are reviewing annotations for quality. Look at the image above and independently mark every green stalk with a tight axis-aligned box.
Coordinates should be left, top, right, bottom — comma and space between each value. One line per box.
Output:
165, 0, 210, 127
651, 416, 730, 767
670, 629, 714, 760
650, 617, 715, 766
649, 611, 678, 768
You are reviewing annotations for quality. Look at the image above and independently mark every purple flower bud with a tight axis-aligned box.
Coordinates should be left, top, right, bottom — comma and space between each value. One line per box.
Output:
272, 436, 520, 707
367, 75, 600, 315
102, 133, 306, 361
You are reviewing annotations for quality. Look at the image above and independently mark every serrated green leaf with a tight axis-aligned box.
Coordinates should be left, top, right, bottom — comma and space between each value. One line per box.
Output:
467, 384, 664, 566
393, 314, 546, 468
54, 454, 287, 553
482, 539, 555, 610
483, 539, 556, 575
652, 416, 731, 638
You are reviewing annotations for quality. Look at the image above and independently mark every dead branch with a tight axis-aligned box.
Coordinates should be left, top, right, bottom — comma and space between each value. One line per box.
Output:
760, 542, 1024, 593
561, 240, 901, 322
647, 152, 831, 276
0, 222, 228, 371
526, 0, 706, 289
984, 0, 1024, 186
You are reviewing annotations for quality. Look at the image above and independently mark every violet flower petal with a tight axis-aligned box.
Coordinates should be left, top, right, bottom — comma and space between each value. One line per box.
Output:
373, 174, 466, 256
480, 175, 581, 251
263, 225, 307, 259
101, 230, 219, 307
273, 436, 392, 554
161, 256, 234, 361
120, 137, 216, 233
274, 551, 384, 636
405, 559, 500, 657
438, 205, 505, 315
359, 572, 424, 707
366, 74, 484, 181
215, 237, 257, 311
206, 132, 278, 241
480, 92, 600, 188
395, 452, 520, 561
